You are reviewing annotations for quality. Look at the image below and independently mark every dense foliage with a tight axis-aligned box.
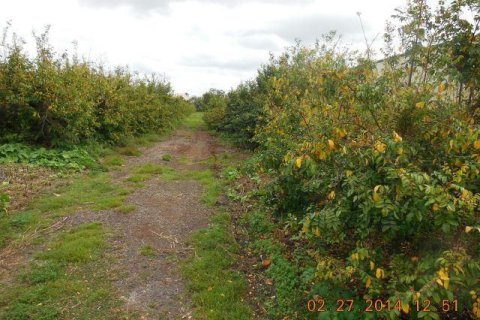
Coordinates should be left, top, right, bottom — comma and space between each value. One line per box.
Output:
0, 143, 98, 170
0, 25, 194, 147
208, 0, 480, 319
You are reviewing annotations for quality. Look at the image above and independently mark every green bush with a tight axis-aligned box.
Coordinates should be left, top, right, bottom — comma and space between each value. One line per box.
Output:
0, 26, 194, 147
209, 1, 480, 318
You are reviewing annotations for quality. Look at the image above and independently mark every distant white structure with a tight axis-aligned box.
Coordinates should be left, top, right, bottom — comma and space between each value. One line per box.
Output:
176, 92, 190, 100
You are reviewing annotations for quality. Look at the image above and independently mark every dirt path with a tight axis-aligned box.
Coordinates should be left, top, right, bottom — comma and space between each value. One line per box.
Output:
67, 127, 231, 319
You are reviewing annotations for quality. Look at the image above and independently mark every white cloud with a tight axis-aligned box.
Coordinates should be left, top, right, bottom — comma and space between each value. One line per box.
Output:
0, 0, 411, 95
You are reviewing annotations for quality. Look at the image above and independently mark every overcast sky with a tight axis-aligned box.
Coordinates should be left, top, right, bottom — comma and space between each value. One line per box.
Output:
1, 0, 409, 96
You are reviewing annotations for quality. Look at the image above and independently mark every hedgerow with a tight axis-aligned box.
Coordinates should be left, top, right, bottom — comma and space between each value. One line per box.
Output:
209, 0, 480, 319
0, 24, 194, 147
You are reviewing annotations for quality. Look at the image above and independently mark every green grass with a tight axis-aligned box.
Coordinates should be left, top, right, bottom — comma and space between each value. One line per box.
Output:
134, 163, 163, 175
182, 213, 252, 320
139, 245, 157, 258
132, 133, 162, 147
0, 223, 126, 319
162, 154, 172, 161
117, 204, 136, 214
102, 155, 124, 167
182, 112, 206, 131
158, 166, 221, 206
0, 173, 127, 248
116, 145, 141, 157
124, 163, 164, 186
125, 174, 148, 184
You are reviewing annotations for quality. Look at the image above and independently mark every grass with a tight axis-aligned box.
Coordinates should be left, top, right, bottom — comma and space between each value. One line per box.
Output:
117, 204, 136, 214
0, 173, 126, 248
102, 155, 124, 167
134, 163, 163, 175
162, 154, 172, 161
0, 223, 126, 319
124, 163, 164, 186
182, 213, 252, 320
140, 245, 157, 258
158, 166, 221, 206
182, 112, 206, 131
116, 145, 141, 157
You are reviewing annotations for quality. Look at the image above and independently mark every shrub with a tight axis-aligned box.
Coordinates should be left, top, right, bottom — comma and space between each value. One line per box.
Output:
209, 0, 480, 318
0, 25, 194, 147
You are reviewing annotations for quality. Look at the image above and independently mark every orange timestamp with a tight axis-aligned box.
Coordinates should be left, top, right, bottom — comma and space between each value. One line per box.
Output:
307, 298, 459, 313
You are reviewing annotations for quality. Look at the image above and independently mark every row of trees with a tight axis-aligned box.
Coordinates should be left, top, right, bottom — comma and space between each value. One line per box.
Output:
203, 0, 479, 318
0, 24, 194, 147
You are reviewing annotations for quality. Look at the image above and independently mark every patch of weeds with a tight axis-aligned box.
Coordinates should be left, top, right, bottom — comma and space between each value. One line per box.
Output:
0, 143, 99, 171
117, 204, 136, 214
222, 167, 240, 181
134, 163, 163, 175
189, 170, 221, 206
140, 245, 157, 258
133, 133, 161, 147
178, 156, 193, 165
0, 223, 126, 319
40, 223, 106, 262
125, 174, 148, 184
118, 188, 134, 196
241, 210, 307, 319
182, 212, 252, 320
162, 154, 172, 161
103, 155, 124, 167
116, 146, 141, 157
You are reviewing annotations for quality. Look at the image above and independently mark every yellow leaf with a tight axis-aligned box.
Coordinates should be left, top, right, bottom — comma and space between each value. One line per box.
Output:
314, 227, 321, 237
474, 140, 480, 150
438, 83, 446, 93
466, 226, 473, 233
432, 203, 440, 212
365, 277, 372, 288
438, 268, 449, 281
402, 302, 410, 314
370, 261, 375, 270
316, 150, 327, 160
393, 131, 403, 142
345, 170, 353, 177
375, 142, 386, 153
295, 157, 302, 169
328, 190, 336, 200
376, 268, 385, 279
328, 139, 335, 150
416, 101, 425, 109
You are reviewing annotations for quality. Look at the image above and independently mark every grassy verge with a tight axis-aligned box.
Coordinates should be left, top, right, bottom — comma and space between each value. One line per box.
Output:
183, 213, 252, 320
